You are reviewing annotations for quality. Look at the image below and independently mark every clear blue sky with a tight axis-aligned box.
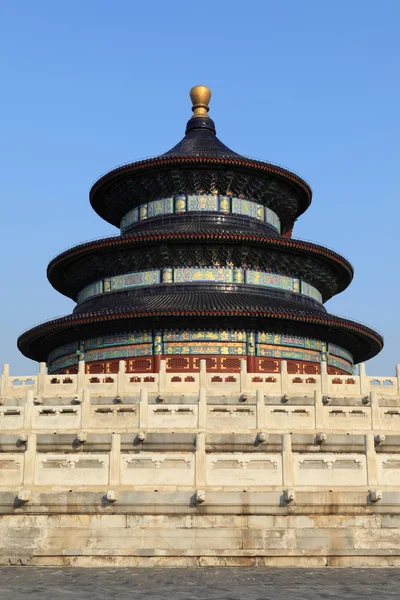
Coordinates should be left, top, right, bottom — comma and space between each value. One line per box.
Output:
1, 0, 399, 375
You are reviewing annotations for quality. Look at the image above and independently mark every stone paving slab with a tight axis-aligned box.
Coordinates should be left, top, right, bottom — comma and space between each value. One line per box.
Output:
0, 567, 398, 600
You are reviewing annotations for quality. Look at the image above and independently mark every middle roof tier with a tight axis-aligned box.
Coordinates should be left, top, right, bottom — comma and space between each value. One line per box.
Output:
47, 231, 353, 302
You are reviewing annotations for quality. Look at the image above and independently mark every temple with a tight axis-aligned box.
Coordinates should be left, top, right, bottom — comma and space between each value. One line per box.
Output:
18, 86, 382, 377
6, 88, 400, 568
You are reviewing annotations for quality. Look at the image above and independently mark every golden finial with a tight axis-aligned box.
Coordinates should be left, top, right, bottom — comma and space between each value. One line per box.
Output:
190, 85, 211, 118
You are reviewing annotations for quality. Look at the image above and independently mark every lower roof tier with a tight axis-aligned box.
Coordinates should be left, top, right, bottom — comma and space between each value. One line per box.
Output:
47, 232, 354, 302
18, 300, 383, 366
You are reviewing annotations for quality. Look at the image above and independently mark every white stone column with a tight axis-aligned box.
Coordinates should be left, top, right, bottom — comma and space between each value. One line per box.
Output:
77, 360, 86, 393
117, 360, 126, 397
314, 390, 325, 430
199, 359, 207, 389
195, 432, 206, 488
158, 359, 166, 394
139, 388, 148, 428
359, 363, 368, 396
23, 390, 34, 430
370, 391, 381, 431
280, 360, 288, 395
320, 360, 328, 396
240, 359, 248, 394
0, 364, 10, 398
256, 389, 265, 429
38, 362, 47, 395
23, 433, 37, 485
365, 433, 378, 486
396, 364, 400, 396
109, 434, 121, 486
81, 388, 91, 430
198, 388, 207, 429
282, 433, 294, 487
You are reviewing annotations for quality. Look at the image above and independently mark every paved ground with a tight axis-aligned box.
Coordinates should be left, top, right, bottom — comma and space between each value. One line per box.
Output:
0, 567, 399, 599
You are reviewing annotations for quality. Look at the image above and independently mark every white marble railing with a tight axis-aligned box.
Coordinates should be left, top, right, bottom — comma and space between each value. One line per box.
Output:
0, 431, 399, 491
1, 396, 400, 434
2, 360, 400, 399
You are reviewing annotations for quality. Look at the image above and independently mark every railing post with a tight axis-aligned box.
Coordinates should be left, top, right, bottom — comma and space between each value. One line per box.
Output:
359, 363, 368, 396
280, 360, 288, 395
198, 388, 207, 429
240, 359, 248, 394
195, 432, 206, 488
139, 388, 148, 428
256, 389, 265, 429
314, 390, 325, 430
81, 388, 91, 429
117, 360, 126, 397
159, 359, 166, 394
282, 433, 294, 487
109, 434, 121, 486
365, 433, 378, 486
77, 360, 86, 392
23, 389, 34, 429
320, 360, 328, 396
38, 362, 47, 395
0, 364, 10, 398
23, 433, 37, 485
370, 391, 381, 431
199, 359, 207, 389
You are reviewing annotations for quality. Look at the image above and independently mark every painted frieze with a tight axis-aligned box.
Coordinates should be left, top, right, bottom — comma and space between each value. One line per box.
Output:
85, 332, 152, 350
164, 342, 246, 355
174, 267, 234, 284
257, 333, 323, 351
163, 330, 247, 342
147, 197, 174, 218
77, 267, 323, 306
246, 271, 295, 291
301, 281, 323, 303
47, 328, 354, 373
257, 345, 321, 364
329, 343, 353, 363
328, 355, 354, 373
48, 341, 79, 362
77, 280, 103, 304
48, 353, 79, 372
85, 344, 152, 362
119, 195, 281, 233
110, 270, 160, 291
187, 194, 218, 212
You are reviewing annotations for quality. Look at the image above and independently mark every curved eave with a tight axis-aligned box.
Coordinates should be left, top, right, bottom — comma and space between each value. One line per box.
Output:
47, 233, 354, 300
89, 156, 312, 226
18, 306, 383, 365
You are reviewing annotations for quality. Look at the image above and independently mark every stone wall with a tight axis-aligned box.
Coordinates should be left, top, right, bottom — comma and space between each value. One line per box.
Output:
1, 359, 400, 566
3, 495, 400, 567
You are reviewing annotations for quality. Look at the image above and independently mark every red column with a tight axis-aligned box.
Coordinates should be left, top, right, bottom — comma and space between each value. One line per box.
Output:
153, 355, 161, 373
247, 355, 256, 373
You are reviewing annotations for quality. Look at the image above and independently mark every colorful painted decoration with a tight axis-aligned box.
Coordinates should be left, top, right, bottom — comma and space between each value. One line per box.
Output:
120, 195, 281, 233
47, 329, 353, 374
329, 343, 353, 363
77, 267, 322, 305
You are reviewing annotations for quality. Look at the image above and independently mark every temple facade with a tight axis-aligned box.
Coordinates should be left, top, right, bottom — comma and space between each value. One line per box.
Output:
18, 86, 382, 378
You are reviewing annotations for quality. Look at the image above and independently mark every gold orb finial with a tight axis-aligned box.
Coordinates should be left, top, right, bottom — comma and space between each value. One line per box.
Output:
190, 85, 211, 118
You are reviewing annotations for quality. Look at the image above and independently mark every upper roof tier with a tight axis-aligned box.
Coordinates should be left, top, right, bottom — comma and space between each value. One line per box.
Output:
90, 86, 312, 232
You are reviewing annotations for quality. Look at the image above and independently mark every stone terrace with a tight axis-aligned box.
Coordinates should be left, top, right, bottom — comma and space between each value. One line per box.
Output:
2, 359, 400, 566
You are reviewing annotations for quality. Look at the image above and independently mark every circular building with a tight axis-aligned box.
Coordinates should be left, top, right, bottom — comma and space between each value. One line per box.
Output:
18, 86, 383, 376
